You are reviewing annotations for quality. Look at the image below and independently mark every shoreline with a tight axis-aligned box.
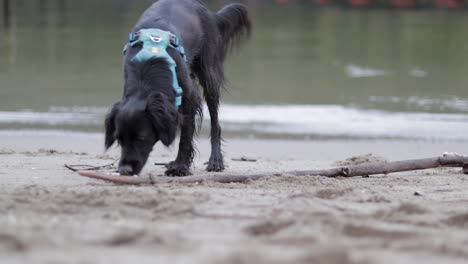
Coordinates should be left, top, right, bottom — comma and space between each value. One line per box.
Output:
2, 133, 468, 161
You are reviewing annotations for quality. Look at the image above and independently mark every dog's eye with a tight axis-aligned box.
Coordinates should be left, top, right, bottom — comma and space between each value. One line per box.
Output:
137, 137, 146, 142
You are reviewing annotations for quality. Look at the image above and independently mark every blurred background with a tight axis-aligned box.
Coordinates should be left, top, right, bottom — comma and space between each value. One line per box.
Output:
1, 0, 467, 141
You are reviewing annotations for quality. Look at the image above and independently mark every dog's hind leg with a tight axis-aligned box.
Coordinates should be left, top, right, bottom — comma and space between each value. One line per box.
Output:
190, 3, 251, 172
193, 58, 225, 172
204, 86, 225, 172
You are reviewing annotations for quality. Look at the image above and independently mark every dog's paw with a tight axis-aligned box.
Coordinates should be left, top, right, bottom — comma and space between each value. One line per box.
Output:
165, 161, 176, 169
206, 156, 225, 172
165, 163, 192, 177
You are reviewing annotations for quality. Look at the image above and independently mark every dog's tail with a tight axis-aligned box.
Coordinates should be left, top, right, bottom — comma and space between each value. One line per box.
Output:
216, 3, 251, 59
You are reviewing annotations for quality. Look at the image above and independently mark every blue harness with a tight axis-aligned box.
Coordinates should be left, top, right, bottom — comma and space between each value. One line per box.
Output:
124, 29, 187, 109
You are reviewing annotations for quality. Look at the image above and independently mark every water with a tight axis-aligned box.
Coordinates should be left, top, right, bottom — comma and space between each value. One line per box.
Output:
1, 1, 468, 141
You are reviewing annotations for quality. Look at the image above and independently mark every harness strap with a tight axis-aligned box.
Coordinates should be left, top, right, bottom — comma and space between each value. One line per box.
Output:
123, 29, 187, 109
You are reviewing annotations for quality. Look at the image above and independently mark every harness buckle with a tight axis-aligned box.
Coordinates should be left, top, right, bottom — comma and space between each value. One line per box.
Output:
129, 32, 141, 41
169, 35, 179, 47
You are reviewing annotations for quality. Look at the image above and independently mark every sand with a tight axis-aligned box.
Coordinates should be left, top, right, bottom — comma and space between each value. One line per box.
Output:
1, 133, 468, 264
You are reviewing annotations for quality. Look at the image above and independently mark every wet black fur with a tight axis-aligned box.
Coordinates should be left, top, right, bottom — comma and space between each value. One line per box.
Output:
104, 0, 251, 176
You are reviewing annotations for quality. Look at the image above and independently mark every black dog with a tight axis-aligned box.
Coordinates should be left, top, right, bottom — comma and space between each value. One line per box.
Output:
104, 0, 250, 176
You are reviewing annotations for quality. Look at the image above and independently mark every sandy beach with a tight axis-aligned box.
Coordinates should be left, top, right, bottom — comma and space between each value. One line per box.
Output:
0, 133, 467, 264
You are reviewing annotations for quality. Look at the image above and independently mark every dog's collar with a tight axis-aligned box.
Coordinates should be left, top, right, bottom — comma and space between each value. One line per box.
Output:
123, 29, 187, 109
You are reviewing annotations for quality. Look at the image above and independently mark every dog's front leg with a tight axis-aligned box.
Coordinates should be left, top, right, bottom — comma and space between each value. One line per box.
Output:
165, 66, 199, 176
165, 102, 195, 177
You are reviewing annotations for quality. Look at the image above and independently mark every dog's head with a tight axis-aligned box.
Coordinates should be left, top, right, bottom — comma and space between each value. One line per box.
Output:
104, 93, 178, 175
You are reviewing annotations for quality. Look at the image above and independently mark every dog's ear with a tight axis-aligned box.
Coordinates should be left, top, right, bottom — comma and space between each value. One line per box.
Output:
104, 102, 121, 150
147, 93, 178, 146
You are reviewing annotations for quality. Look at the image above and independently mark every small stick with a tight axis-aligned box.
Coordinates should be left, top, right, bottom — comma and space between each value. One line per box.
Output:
77, 153, 468, 185
64, 159, 119, 172
232, 157, 257, 162
64, 164, 78, 172
154, 162, 169, 166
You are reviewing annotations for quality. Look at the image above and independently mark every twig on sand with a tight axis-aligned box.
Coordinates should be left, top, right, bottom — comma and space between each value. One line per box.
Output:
232, 157, 257, 162
64, 164, 79, 172
77, 153, 468, 185
65, 159, 119, 172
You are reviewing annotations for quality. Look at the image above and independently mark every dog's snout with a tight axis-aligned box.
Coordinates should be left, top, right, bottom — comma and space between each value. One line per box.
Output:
118, 164, 134, 176
119, 159, 142, 175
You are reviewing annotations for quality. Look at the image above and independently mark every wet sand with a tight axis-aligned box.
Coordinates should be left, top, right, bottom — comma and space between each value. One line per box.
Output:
1, 134, 468, 264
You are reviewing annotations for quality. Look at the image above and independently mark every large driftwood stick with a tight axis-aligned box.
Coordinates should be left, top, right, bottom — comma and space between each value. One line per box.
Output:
289, 154, 468, 177
77, 154, 468, 185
